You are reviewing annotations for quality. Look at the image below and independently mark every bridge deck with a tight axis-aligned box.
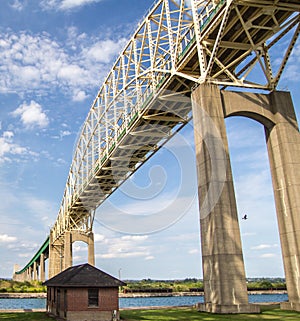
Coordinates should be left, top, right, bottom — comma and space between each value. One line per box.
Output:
64, 0, 299, 236
15, 0, 300, 274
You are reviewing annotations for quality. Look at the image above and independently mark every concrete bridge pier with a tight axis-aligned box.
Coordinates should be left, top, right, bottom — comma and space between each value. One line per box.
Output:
198, 87, 300, 312
49, 233, 64, 279
27, 266, 32, 281
39, 253, 45, 282
13, 254, 46, 282
63, 230, 95, 271
265, 91, 300, 312
33, 262, 38, 280
49, 230, 95, 278
191, 84, 259, 314
13, 265, 25, 282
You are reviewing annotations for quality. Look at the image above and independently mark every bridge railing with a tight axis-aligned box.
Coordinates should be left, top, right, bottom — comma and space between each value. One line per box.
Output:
56, 0, 293, 241
51, 0, 227, 241
177, 0, 226, 63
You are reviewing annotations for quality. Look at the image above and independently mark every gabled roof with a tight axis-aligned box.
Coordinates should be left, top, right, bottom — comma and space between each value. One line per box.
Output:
44, 263, 126, 288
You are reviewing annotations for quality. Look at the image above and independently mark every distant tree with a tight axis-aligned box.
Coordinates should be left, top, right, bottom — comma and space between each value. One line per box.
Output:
259, 280, 273, 289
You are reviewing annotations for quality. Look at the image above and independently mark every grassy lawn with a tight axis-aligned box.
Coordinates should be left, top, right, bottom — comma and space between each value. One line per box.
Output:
120, 305, 300, 321
0, 306, 299, 321
0, 312, 52, 320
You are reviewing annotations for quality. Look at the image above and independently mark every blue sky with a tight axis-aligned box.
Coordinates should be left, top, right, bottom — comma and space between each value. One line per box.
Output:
0, 0, 299, 280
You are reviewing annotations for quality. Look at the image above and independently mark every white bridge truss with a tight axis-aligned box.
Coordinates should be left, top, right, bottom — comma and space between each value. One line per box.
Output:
49, 0, 299, 243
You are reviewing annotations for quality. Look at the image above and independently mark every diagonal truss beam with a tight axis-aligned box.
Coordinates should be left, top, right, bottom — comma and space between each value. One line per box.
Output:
43, 0, 299, 244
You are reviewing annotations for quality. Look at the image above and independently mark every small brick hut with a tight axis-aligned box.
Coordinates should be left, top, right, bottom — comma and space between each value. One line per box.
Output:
44, 263, 125, 321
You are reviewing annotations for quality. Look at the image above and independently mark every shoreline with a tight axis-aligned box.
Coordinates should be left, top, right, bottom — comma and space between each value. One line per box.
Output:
0, 293, 46, 299
0, 290, 287, 299
119, 290, 287, 298
0, 303, 283, 314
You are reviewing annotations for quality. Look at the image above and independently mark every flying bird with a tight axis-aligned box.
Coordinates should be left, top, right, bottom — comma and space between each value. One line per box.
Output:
242, 214, 248, 220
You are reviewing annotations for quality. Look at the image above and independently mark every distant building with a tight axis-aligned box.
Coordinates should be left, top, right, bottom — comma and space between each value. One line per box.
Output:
43, 263, 125, 321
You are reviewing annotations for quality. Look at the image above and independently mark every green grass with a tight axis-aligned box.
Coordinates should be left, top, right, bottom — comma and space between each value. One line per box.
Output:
0, 312, 52, 320
0, 306, 299, 321
120, 306, 300, 321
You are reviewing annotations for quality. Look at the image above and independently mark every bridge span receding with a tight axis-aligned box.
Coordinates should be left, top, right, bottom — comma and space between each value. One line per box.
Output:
13, 0, 300, 314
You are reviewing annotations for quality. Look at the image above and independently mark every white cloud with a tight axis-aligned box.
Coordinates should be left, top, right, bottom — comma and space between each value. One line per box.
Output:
121, 235, 148, 242
260, 253, 276, 258
95, 234, 152, 259
10, 0, 25, 11
0, 137, 11, 158
0, 234, 17, 243
73, 90, 88, 102
168, 233, 198, 242
60, 130, 72, 138
18, 252, 31, 258
251, 244, 278, 250
98, 251, 149, 259
242, 232, 256, 237
73, 244, 86, 252
3, 131, 14, 139
22, 196, 56, 228
41, 0, 103, 11
84, 39, 126, 64
188, 249, 199, 254
58, 65, 86, 82
94, 233, 105, 242
0, 30, 125, 99
145, 256, 155, 260
0, 131, 33, 162
55, 158, 68, 166
12, 100, 49, 129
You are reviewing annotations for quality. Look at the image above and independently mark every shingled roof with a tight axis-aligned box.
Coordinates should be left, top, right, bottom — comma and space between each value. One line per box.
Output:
43, 263, 126, 288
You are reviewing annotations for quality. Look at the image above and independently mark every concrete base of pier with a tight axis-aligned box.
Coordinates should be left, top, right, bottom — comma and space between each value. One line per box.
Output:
196, 303, 260, 314
281, 302, 300, 312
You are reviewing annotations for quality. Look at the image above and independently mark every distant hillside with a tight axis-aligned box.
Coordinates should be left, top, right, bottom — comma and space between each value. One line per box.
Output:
0, 279, 46, 293
0, 277, 286, 293
122, 278, 286, 293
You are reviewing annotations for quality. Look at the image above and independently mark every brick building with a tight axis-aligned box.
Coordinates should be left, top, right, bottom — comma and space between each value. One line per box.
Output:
44, 263, 125, 321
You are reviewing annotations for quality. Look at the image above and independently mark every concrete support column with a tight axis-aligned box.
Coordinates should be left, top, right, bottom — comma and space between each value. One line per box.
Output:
40, 253, 45, 282
13, 265, 24, 282
191, 84, 259, 313
33, 261, 38, 281
28, 266, 33, 281
265, 91, 300, 312
18, 273, 25, 282
64, 231, 72, 270
49, 232, 63, 279
63, 230, 95, 271
88, 232, 95, 266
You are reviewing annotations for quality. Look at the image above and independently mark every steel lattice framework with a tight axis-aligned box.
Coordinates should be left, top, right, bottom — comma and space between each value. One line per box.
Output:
16, 0, 300, 273
51, 0, 300, 243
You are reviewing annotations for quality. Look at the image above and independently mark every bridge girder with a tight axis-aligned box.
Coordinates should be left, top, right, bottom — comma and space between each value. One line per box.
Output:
48, 0, 300, 244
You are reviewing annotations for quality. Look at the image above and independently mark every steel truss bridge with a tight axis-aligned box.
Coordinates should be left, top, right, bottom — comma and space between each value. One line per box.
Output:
15, 0, 299, 281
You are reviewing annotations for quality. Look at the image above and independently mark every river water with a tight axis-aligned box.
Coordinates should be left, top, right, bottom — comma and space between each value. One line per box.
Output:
0, 293, 288, 310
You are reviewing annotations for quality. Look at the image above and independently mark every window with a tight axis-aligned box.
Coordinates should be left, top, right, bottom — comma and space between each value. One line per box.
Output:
88, 288, 99, 307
